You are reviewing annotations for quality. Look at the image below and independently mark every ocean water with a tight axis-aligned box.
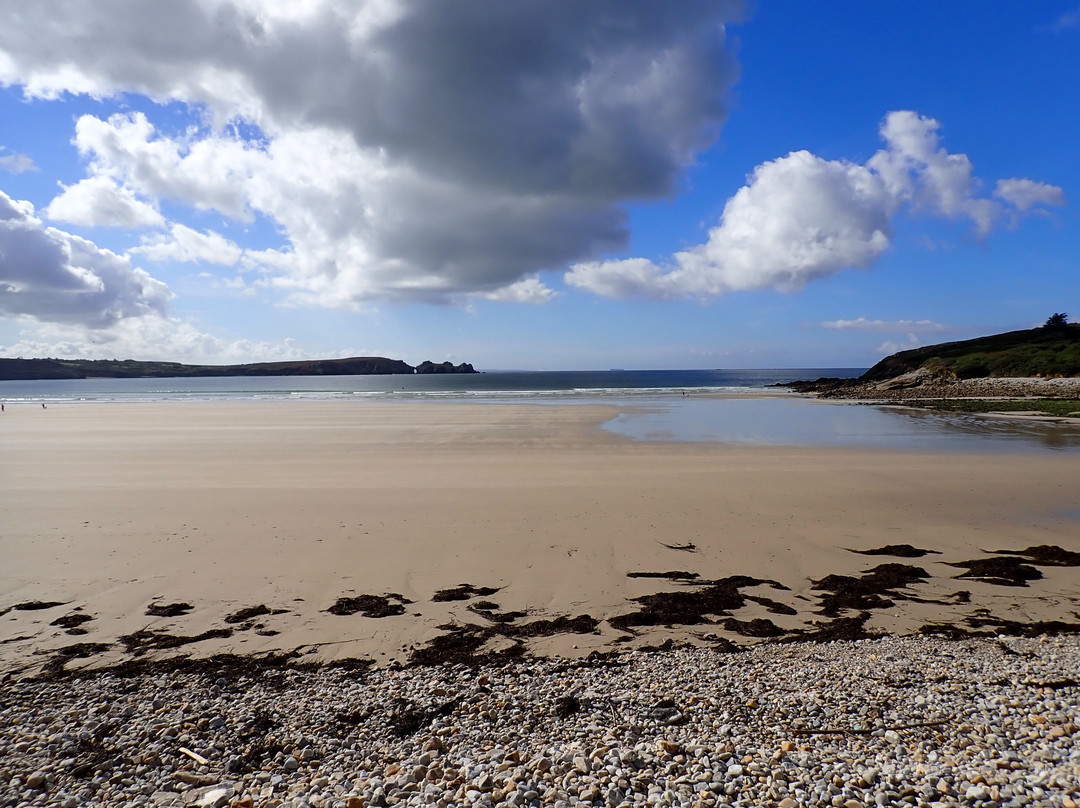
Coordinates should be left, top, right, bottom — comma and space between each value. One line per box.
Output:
2, 368, 1078, 452
0, 368, 854, 403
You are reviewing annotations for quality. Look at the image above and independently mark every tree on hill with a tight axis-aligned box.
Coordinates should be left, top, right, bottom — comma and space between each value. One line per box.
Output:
1044, 312, 1069, 331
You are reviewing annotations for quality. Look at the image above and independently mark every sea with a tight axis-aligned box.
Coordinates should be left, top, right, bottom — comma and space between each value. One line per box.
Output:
2, 367, 1079, 453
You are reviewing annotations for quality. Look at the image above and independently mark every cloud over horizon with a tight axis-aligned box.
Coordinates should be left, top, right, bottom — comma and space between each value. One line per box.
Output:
566, 111, 1065, 300
0, 189, 171, 328
821, 317, 952, 334
0, 0, 745, 307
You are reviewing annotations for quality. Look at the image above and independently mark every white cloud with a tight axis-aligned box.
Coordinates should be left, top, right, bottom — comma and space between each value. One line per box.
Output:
876, 335, 925, 355
46, 175, 166, 228
0, 147, 37, 173
568, 111, 1065, 300
131, 223, 243, 265
0, 2, 745, 305
821, 317, 951, 333
1053, 5, 1080, 31
564, 257, 671, 300
993, 178, 1067, 212
480, 277, 556, 304
1, 317, 311, 364
0, 188, 172, 328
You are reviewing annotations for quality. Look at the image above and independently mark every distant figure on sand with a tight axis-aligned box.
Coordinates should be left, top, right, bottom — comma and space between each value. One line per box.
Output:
42, 402, 46, 409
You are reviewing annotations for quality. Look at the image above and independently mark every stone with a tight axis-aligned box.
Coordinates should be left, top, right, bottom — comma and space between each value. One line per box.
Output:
966, 786, 989, 801
26, 770, 47, 789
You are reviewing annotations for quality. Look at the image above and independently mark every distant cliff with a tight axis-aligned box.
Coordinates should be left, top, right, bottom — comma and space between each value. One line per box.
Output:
0, 356, 479, 381
414, 361, 476, 374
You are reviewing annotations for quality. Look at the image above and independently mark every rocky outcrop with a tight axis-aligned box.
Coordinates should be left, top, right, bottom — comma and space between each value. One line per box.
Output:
414, 361, 477, 374
795, 374, 1080, 402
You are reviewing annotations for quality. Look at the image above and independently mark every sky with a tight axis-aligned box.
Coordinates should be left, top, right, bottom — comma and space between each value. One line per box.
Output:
0, 1, 1077, 371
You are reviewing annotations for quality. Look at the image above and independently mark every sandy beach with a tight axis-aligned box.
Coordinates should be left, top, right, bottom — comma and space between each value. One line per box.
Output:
2, 400, 1080, 678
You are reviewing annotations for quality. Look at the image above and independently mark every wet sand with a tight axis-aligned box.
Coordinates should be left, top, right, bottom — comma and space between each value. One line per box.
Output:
2, 400, 1079, 678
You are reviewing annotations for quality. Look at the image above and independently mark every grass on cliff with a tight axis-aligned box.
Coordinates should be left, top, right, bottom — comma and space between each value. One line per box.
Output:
907, 399, 1080, 417
863, 324, 1080, 381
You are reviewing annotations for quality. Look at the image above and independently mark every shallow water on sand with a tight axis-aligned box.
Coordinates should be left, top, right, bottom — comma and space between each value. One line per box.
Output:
603, 396, 1080, 453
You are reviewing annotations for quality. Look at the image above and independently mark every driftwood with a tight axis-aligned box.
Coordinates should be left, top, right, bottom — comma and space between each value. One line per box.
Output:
178, 746, 209, 765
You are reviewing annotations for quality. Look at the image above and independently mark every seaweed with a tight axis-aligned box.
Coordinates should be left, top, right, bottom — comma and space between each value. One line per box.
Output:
145, 602, 193, 617
119, 628, 233, 656
50, 613, 94, 629
811, 564, 930, 616
946, 557, 1042, 587
431, 584, 502, 602
992, 545, 1080, 567
608, 576, 781, 633
849, 545, 941, 558
326, 593, 410, 617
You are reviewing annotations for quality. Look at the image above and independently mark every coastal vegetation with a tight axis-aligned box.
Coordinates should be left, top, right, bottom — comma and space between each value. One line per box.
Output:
908, 398, 1080, 417
862, 321, 1080, 381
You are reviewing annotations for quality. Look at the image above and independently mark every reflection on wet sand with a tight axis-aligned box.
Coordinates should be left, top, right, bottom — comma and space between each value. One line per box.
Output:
605, 396, 1080, 452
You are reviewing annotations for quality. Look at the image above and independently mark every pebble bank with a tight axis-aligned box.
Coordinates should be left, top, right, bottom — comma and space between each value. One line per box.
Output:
2, 635, 1078, 808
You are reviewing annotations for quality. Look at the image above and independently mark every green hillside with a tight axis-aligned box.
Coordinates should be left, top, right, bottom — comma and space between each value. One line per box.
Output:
861, 322, 1080, 381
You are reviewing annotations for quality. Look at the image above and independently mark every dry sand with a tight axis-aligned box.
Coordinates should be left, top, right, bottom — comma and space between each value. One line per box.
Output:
2, 400, 1079, 677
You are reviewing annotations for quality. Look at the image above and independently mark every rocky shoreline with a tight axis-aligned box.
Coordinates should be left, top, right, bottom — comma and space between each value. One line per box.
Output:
785, 373, 1080, 403
2, 636, 1078, 808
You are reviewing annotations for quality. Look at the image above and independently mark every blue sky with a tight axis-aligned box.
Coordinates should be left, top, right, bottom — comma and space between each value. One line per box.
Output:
0, 1, 1076, 370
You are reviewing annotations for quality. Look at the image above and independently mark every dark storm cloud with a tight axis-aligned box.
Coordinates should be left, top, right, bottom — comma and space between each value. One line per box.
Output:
0, 1, 744, 303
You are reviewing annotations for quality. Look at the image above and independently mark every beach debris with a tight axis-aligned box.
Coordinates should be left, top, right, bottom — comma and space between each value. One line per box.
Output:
849, 544, 942, 558
946, 556, 1042, 587
658, 541, 698, 552
608, 574, 787, 633
431, 583, 502, 602
627, 570, 700, 580
119, 628, 233, 656
37, 641, 112, 677
991, 544, 1080, 566
178, 746, 209, 765
745, 594, 799, 615
811, 564, 930, 616
407, 614, 599, 666
553, 694, 581, 717
922, 614, 1080, 639
467, 602, 527, 623
387, 695, 460, 737
326, 593, 412, 617
0, 600, 67, 617
145, 602, 194, 617
786, 614, 882, 643
49, 613, 94, 631
223, 604, 274, 623
720, 617, 785, 637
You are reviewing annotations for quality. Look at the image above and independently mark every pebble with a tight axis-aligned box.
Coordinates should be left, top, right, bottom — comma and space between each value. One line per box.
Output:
1, 635, 1079, 808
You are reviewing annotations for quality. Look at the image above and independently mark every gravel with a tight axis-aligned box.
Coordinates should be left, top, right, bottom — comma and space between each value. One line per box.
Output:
2, 634, 1079, 807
